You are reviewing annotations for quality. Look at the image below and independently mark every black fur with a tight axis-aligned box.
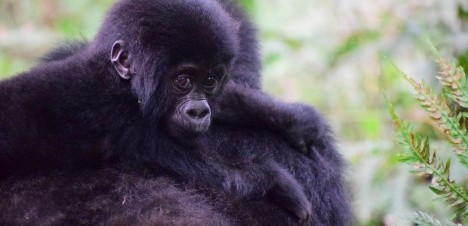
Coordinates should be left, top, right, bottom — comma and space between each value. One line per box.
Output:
0, 0, 351, 225
0, 0, 240, 177
0, 169, 231, 226
39, 40, 88, 63
0, 125, 349, 225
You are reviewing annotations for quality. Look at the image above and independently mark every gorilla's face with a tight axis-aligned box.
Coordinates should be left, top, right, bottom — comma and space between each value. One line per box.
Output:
109, 35, 236, 141
166, 64, 227, 140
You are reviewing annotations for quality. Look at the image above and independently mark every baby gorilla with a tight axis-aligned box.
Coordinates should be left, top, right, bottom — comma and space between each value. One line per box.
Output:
0, 0, 323, 223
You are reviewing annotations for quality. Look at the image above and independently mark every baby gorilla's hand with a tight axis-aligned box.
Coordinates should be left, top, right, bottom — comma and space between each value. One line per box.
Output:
282, 103, 331, 156
294, 198, 312, 226
268, 161, 313, 226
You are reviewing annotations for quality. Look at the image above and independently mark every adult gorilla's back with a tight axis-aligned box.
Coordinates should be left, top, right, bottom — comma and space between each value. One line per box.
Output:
0, 169, 231, 226
0, 124, 349, 225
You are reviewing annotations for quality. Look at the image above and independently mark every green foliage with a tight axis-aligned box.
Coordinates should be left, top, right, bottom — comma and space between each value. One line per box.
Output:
360, 111, 382, 139
412, 211, 461, 226
457, 5, 468, 20
237, 0, 256, 14
429, 43, 468, 110
328, 30, 380, 67
391, 60, 467, 154
388, 46, 468, 224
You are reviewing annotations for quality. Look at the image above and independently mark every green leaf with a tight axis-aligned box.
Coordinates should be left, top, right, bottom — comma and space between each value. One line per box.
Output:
456, 153, 468, 167
430, 186, 444, 195
443, 159, 451, 175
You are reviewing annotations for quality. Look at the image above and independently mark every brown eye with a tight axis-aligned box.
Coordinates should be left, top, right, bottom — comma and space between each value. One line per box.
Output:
175, 75, 192, 89
205, 76, 217, 87
204, 76, 218, 91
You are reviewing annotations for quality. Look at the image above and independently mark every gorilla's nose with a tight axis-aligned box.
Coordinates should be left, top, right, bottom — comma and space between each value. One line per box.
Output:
185, 100, 211, 120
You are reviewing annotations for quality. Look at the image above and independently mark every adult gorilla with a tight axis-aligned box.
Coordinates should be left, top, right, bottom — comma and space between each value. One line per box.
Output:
0, 0, 351, 225
0, 125, 349, 226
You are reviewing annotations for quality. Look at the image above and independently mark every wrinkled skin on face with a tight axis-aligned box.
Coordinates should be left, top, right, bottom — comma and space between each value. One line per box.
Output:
166, 64, 227, 140
110, 37, 232, 141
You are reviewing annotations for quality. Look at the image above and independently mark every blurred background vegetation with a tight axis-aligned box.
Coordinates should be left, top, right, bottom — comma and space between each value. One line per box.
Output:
0, 0, 467, 225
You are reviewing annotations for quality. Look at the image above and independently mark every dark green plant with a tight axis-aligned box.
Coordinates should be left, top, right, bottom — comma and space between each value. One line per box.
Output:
387, 43, 467, 225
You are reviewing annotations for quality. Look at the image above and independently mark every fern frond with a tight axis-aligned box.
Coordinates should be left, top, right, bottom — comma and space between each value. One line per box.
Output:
428, 42, 468, 108
457, 153, 468, 168
392, 65, 467, 153
387, 102, 468, 216
412, 211, 461, 226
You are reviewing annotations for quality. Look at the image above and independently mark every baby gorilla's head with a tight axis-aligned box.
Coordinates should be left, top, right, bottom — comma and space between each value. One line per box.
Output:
97, 0, 240, 140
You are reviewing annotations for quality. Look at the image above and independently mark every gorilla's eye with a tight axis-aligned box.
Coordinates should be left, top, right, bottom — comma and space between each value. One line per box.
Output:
204, 76, 218, 92
204, 76, 217, 87
175, 75, 192, 89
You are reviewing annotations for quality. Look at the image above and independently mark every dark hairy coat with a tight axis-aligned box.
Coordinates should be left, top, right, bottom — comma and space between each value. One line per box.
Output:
0, 0, 351, 225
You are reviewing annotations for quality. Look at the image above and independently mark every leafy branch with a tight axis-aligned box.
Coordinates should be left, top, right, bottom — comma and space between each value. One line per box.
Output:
391, 64, 467, 154
412, 211, 461, 226
387, 46, 468, 224
428, 41, 468, 109
388, 103, 468, 216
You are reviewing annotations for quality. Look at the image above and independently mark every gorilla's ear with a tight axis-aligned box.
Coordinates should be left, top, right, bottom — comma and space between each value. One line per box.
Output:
111, 40, 132, 80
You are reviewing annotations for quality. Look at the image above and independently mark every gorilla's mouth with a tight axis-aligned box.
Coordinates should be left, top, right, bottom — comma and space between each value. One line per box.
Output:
167, 113, 211, 140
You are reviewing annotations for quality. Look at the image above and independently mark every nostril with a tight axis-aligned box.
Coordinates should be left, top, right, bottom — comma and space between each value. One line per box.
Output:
199, 108, 209, 118
187, 108, 197, 118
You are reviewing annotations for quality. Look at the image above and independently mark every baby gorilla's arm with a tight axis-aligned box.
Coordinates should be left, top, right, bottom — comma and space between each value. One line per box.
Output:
266, 160, 312, 225
205, 160, 312, 225
214, 81, 331, 155
152, 141, 311, 225
223, 159, 312, 225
